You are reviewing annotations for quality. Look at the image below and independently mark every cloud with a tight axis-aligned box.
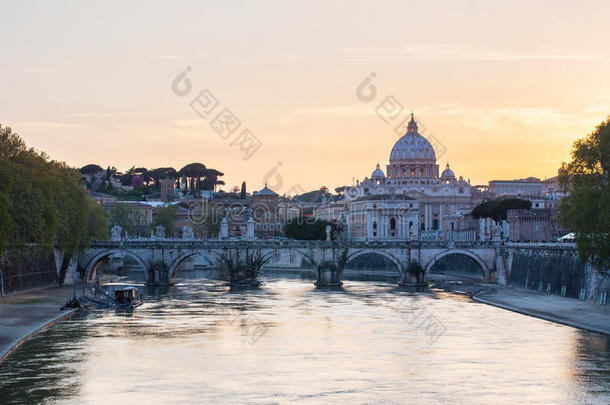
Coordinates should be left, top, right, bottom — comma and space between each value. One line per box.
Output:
399, 43, 609, 61
7, 121, 83, 129
291, 104, 375, 116
65, 112, 157, 118
258, 44, 609, 65
147, 54, 208, 60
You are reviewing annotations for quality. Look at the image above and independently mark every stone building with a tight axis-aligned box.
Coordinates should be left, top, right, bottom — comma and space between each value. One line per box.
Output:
250, 185, 284, 237
347, 195, 419, 241
159, 178, 175, 202
344, 114, 479, 241
506, 208, 562, 242
488, 177, 542, 197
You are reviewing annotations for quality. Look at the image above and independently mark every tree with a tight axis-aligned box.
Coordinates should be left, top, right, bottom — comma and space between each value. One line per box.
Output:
204, 203, 223, 237
559, 117, 610, 269
240, 181, 247, 199
109, 203, 145, 236
87, 199, 109, 241
191, 201, 223, 237
471, 197, 532, 223
200, 168, 225, 191
179, 163, 207, 192
285, 217, 342, 240
80, 164, 103, 174
153, 204, 178, 236
1, 125, 110, 284
148, 167, 177, 187
292, 189, 330, 203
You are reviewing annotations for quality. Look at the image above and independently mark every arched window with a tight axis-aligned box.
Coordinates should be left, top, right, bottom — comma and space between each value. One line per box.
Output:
390, 217, 396, 230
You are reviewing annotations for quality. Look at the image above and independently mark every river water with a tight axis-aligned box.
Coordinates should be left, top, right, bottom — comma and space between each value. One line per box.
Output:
0, 276, 608, 404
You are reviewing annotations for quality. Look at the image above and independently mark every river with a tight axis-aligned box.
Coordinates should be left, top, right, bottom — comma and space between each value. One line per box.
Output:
0, 275, 608, 404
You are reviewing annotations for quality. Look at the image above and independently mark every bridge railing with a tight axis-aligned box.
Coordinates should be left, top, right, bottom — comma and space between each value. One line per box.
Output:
89, 238, 500, 250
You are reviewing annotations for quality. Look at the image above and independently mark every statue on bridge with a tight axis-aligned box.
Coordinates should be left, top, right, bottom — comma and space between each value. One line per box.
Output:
111, 225, 122, 241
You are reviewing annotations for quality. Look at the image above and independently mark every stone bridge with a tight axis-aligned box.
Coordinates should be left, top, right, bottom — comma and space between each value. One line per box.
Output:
80, 239, 507, 285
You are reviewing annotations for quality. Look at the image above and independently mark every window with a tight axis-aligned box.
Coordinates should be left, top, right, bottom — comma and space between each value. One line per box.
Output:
373, 232, 377, 237
433, 219, 439, 230
373, 221, 377, 229
270, 223, 274, 230
263, 223, 267, 230
390, 217, 396, 230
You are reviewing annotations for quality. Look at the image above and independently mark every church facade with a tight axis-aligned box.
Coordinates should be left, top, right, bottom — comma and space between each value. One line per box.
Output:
345, 114, 480, 241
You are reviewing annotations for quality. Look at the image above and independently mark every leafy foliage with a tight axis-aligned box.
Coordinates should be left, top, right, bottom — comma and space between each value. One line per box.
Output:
285, 217, 342, 240
0, 125, 109, 274
80, 164, 103, 174
108, 203, 145, 236
153, 204, 178, 236
471, 198, 532, 223
559, 117, 610, 269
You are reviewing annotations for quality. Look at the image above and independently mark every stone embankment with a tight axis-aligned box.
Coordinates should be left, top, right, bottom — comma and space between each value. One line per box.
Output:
430, 277, 610, 335
0, 285, 78, 363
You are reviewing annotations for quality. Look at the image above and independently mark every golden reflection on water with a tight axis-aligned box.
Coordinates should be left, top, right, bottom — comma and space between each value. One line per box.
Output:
0, 278, 608, 404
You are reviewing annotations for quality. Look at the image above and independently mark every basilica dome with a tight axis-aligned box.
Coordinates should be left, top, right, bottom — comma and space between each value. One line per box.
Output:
386, 113, 439, 179
389, 114, 436, 163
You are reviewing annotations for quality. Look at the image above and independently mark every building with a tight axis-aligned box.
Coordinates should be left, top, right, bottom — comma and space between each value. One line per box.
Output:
159, 178, 175, 202
312, 200, 348, 222
488, 177, 542, 197
251, 185, 284, 237
506, 208, 563, 242
344, 113, 479, 241
347, 195, 419, 241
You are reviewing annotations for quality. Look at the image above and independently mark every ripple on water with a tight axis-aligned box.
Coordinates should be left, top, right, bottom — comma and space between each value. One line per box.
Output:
0, 277, 608, 404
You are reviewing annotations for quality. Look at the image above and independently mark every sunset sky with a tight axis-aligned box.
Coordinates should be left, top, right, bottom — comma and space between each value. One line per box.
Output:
1, 0, 609, 194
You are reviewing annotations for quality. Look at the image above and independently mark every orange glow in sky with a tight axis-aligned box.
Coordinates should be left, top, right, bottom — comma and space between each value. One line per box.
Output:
1, 1, 609, 194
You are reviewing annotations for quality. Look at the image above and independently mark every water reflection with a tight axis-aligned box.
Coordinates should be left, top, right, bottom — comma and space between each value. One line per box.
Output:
0, 276, 608, 404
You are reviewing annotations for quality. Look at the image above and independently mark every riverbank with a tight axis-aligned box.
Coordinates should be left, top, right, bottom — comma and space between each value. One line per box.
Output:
430, 277, 610, 335
0, 285, 78, 363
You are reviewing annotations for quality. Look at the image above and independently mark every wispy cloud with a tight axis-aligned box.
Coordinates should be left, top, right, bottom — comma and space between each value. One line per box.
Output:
291, 104, 375, 116
65, 112, 157, 118
147, 54, 208, 60
7, 121, 84, 129
259, 44, 609, 65
399, 43, 609, 61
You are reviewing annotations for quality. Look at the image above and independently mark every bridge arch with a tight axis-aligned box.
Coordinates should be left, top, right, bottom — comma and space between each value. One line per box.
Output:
260, 248, 318, 269
346, 249, 403, 274
424, 249, 490, 279
168, 250, 222, 282
84, 249, 148, 282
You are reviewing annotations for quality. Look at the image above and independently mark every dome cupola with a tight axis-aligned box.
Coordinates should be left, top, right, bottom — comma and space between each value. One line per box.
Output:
371, 163, 385, 179
441, 163, 455, 180
386, 113, 439, 178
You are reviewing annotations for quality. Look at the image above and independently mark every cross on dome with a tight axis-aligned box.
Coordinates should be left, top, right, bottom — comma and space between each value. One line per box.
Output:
406, 112, 418, 135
